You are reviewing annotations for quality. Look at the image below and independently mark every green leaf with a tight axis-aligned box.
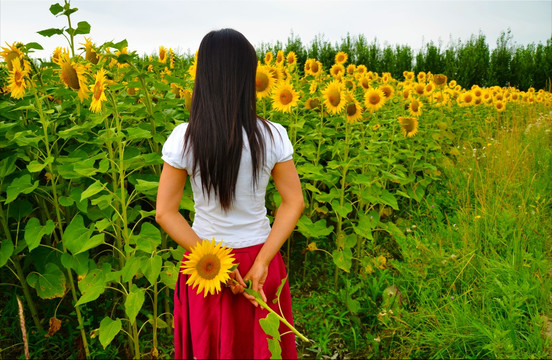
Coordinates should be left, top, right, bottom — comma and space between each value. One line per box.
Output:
24, 217, 55, 251
26, 263, 66, 299
49, 3, 63, 15
331, 200, 353, 218
259, 312, 282, 359
259, 312, 281, 341
81, 180, 107, 201
25, 42, 44, 51
296, 216, 333, 239
99, 317, 122, 349
134, 179, 158, 196
74, 21, 91, 35
159, 262, 179, 290
26, 156, 54, 173
76, 266, 107, 306
273, 276, 288, 304
0, 239, 15, 268
332, 248, 352, 273
63, 215, 104, 255
380, 189, 399, 210
353, 210, 379, 239
143, 255, 162, 285
0, 155, 17, 177
103, 39, 128, 51
126, 127, 152, 140
121, 256, 145, 283
5, 174, 39, 204
37, 28, 64, 37
125, 284, 145, 324
58, 196, 74, 207
134, 222, 161, 253
60, 252, 89, 275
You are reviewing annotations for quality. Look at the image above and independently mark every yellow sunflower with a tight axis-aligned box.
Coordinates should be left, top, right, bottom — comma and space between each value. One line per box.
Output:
275, 50, 285, 66
271, 81, 299, 113
335, 51, 348, 64
322, 80, 346, 115
330, 63, 345, 77
448, 80, 457, 88
364, 88, 386, 113
433, 74, 447, 87
305, 98, 322, 111
255, 65, 275, 99
494, 100, 506, 112
346, 64, 356, 76
188, 60, 197, 81
180, 238, 236, 297
413, 83, 425, 96
458, 91, 474, 107
356, 65, 367, 76
268, 65, 284, 83
309, 60, 322, 77
52, 47, 67, 65
345, 96, 363, 123
380, 84, 395, 99
417, 71, 427, 83
81, 37, 99, 65
358, 76, 371, 91
286, 51, 297, 67
58, 52, 89, 101
403, 71, 415, 82
181, 89, 193, 111
398, 116, 419, 137
7, 59, 29, 99
1, 42, 29, 72
159, 46, 168, 63
169, 48, 175, 69
89, 68, 108, 113
408, 98, 423, 117
264, 51, 273, 65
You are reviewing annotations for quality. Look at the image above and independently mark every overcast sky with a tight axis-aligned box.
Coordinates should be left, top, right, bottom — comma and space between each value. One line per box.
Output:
1, 0, 551, 60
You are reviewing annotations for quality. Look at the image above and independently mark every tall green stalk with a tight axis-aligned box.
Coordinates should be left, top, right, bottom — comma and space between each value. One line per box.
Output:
34, 91, 90, 357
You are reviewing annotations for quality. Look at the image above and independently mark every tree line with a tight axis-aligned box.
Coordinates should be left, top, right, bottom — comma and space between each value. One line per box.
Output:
257, 29, 552, 91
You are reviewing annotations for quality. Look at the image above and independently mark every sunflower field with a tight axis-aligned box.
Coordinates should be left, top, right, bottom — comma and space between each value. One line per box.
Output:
1, 2, 552, 359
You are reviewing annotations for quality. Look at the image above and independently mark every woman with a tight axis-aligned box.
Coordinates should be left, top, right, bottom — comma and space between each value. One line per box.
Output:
155, 29, 304, 359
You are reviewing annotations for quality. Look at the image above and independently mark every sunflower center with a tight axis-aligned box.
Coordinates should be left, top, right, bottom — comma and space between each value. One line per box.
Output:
256, 73, 269, 92
410, 101, 419, 112
311, 63, 319, 73
464, 94, 473, 103
328, 89, 341, 106
346, 103, 357, 116
280, 89, 293, 105
86, 49, 99, 65
61, 63, 80, 90
381, 86, 392, 98
400, 118, 415, 132
196, 254, 221, 280
93, 82, 103, 100
13, 70, 24, 86
369, 94, 380, 105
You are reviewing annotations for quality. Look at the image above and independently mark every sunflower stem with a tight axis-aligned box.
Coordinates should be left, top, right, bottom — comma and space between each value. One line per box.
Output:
243, 287, 311, 343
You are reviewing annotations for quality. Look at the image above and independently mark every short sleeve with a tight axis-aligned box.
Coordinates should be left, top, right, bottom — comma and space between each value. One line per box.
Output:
273, 123, 294, 163
161, 123, 188, 169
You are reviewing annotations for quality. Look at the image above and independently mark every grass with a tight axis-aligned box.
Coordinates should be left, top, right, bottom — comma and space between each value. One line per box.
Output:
291, 110, 552, 359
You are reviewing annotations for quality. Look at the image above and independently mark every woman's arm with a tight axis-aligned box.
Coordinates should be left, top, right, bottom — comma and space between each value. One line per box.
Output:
243, 159, 304, 305
155, 162, 201, 252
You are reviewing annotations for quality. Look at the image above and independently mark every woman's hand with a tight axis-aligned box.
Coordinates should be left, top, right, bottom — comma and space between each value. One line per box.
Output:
243, 261, 269, 307
228, 268, 247, 295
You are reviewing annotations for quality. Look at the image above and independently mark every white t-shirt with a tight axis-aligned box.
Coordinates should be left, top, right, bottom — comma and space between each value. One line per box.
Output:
161, 119, 294, 249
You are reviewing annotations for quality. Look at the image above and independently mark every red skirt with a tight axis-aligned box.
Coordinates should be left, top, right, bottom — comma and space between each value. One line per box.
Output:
174, 243, 298, 359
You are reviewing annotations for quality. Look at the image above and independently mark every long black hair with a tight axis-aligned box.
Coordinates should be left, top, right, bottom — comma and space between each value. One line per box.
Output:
184, 28, 270, 211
